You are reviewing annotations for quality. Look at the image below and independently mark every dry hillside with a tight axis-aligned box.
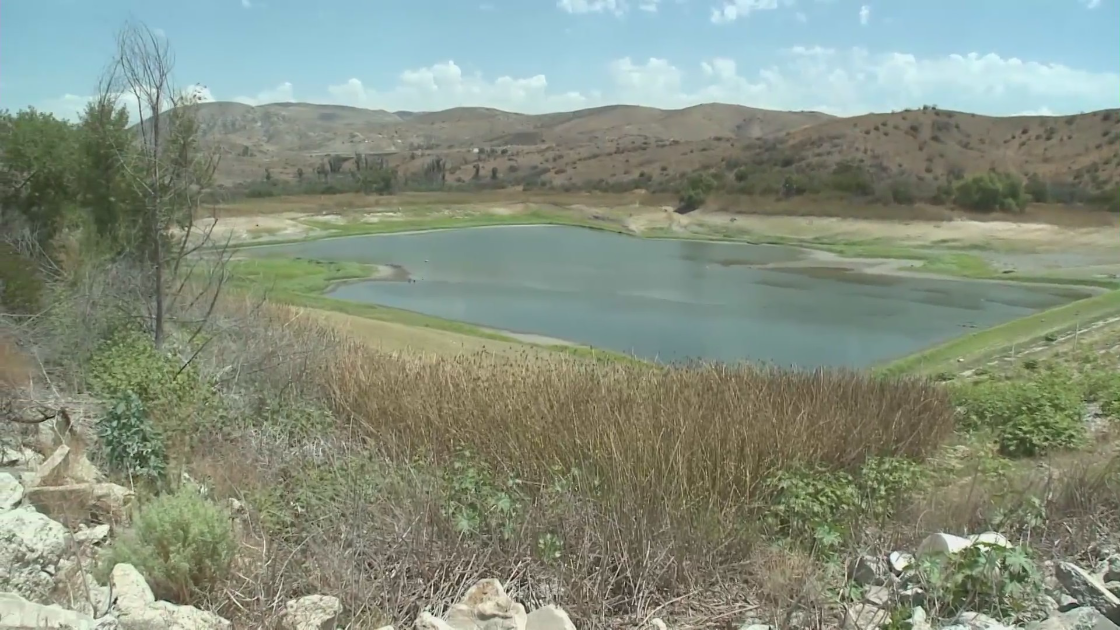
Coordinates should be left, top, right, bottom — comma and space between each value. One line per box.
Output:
189, 101, 1120, 196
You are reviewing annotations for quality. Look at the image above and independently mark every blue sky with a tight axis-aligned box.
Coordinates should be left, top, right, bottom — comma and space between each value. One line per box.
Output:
2, 0, 1118, 120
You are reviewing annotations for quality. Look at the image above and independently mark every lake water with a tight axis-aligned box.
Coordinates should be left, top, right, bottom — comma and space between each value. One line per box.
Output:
252, 226, 1092, 368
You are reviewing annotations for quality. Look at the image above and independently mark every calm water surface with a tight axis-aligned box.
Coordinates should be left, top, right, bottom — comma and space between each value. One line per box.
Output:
253, 226, 1090, 368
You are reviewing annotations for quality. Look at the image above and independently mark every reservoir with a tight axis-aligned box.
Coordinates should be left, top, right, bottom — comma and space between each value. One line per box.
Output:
251, 225, 1091, 367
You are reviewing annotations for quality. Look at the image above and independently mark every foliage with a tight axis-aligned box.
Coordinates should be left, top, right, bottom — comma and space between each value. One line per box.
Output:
953, 171, 1028, 213
678, 172, 716, 210
764, 456, 924, 552
96, 390, 168, 483
904, 543, 1046, 622
76, 98, 141, 246
99, 484, 236, 604
0, 242, 44, 314
952, 367, 1086, 457
86, 329, 213, 441
440, 448, 526, 540
0, 108, 79, 244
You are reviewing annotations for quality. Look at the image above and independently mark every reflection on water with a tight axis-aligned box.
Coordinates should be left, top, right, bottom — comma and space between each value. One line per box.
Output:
251, 226, 1091, 368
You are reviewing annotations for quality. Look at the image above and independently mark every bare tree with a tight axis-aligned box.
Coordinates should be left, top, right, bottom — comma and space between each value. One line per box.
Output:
102, 21, 231, 350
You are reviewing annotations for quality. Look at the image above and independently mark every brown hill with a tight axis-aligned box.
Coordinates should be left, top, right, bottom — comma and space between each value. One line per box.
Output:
191, 101, 1120, 198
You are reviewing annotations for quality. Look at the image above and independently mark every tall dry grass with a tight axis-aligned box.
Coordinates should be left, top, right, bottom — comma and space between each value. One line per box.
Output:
327, 349, 954, 511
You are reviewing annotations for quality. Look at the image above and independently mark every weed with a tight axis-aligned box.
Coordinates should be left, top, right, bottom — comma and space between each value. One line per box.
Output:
953, 368, 1086, 457
904, 543, 1046, 622
96, 391, 167, 483
99, 484, 236, 605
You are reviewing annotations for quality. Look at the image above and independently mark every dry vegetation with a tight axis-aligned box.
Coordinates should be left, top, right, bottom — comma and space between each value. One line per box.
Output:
196, 101, 1120, 211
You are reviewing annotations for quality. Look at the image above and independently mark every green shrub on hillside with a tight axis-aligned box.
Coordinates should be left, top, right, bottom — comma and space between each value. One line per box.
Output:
904, 542, 1046, 622
953, 172, 1028, 213
96, 391, 167, 483
87, 329, 213, 442
678, 172, 717, 210
765, 456, 924, 552
952, 368, 1086, 457
99, 484, 236, 604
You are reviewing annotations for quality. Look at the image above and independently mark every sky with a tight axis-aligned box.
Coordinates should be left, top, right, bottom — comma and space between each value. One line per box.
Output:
2, 0, 1118, 121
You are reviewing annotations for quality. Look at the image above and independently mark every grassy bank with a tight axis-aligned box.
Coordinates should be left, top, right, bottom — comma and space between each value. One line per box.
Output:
878, 288, 1120, 376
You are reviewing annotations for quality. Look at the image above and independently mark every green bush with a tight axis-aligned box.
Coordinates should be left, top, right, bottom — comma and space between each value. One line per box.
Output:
99, 484, 236, 604
952, 369, 1086, 457
678, 173, 716, 210
954, 172, 1028, 213
86, 329, 212, 441
0, 241, 44, 314
96, 391, 167, 483
904, 542, 1046, 622
765, 456, 924, 552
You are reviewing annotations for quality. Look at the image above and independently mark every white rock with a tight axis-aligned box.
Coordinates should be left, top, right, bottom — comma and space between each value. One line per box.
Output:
444, 579, 527, 630
526, 605, 576, 630
953, 611, 1015, 629
889, 551, 914, 573
0, 590, 96, 629
415, 612, 457, 630
0, 508, 68, 602
72, 524, 111, 545
648, 620, 669, 630
916, 533, 975, 557
109, 564, 232, 630
282, 594, 342, 630
0, 473, 22, 512
968, 532, 1011, 548
1054, 562, 1120, 625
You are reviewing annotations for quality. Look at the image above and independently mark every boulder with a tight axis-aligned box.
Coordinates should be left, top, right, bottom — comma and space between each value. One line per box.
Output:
1055, 562, 1120, 625
0, 508, 68, 602
0, 474, 22, 512
1027, 606, 1120, 630
525, 605, 576, 630
0, 590, 96, 629
915, 531, 1011, 559
444, 579, 527, 630
842, 604, 888, 630
952, 611, 1015, 629
848, 555, 889, 586
23, 483, 132, 526
282, 594, 342, 630
109, 564, 231, 630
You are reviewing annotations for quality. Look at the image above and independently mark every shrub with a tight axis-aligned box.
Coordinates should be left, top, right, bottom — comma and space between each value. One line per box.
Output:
86, 329, 213, 441
952, 369, 1086, 457
99, 484, 236, 604
678, 172, 716, 210
903, 542, 1046, 622
96, 391, 167, 483
0, 241, 44, 314
953, 172, 1028, 213
764, 456, 924, 552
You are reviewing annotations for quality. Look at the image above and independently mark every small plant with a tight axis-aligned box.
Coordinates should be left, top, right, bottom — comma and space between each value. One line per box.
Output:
99, 484, 236, 604
442, 448, 525, 540
96, 391, 167, 483
536, 532, 564, 563
904, 543, 1046, 622
952, 368, 1086, 457
1043, 332, 1059, 343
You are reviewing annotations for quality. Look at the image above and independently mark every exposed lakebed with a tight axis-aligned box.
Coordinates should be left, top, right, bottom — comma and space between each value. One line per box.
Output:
250, 225, 1094, 368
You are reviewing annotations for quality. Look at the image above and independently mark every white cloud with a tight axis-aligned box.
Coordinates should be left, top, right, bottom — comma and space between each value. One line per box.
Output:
233, 82, 295, 106
710, 0, 787, 24
241, 0, 252, 8
794, 11, 807, 22
1082, 0, 1101, 8
39, 48, 1120, 121
325, 61, 590, 113
479, 2, 496, 10
638, 0, 661, 11
858, 4, 870, 25
557, 0, 627, 15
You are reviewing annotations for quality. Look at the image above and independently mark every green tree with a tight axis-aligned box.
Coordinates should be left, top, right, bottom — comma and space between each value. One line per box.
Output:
0, 108, 79, 244
954, 172, 1028, 213
678, 172, 716, 211
76, 96, 141, 245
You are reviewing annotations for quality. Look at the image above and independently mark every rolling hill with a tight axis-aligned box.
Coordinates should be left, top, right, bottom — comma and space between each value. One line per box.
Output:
186, 100, 1120, 199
